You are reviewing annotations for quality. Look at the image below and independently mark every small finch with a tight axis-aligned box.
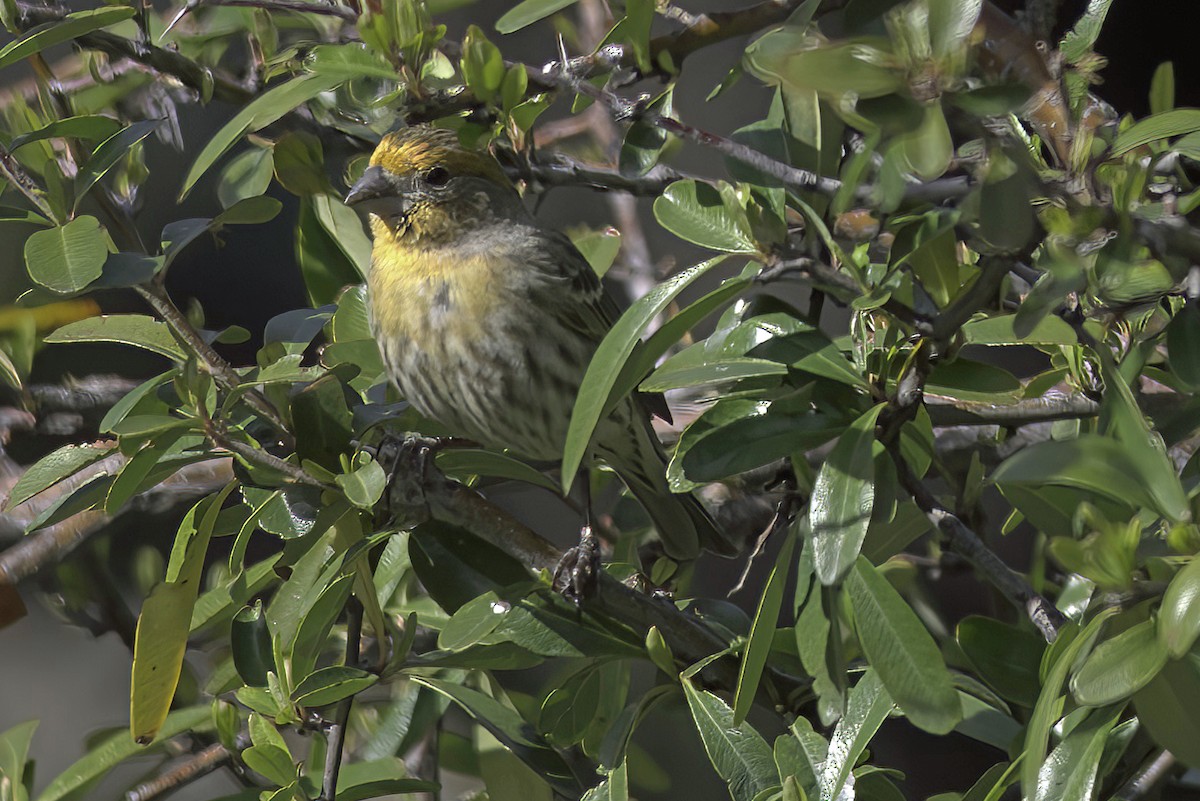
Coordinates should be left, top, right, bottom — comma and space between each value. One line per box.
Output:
346, 126, 736, 588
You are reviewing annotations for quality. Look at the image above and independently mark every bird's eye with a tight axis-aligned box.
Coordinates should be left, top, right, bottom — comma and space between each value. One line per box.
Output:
423, 166, 450, 187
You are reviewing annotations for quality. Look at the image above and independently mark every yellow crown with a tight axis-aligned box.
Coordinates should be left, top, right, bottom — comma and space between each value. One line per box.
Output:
370, 126, 508, 186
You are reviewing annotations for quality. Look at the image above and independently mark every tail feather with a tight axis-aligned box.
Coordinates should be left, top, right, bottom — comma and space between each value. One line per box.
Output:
602, 412, 741, 560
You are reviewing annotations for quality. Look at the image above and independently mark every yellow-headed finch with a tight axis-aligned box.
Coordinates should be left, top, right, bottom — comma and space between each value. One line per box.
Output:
346, 126, 736, 585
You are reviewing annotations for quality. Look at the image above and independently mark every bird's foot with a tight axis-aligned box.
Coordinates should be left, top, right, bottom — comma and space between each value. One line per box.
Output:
552, 525, 600, 605
376, 433, 446, 525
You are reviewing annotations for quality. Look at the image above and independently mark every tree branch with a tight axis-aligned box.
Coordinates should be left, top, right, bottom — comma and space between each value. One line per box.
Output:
888, 445, 1066, 641
125, 732, 252, 801
924, 394, 1100, 426
318, 597, 362, 801
0, 457, 234, 581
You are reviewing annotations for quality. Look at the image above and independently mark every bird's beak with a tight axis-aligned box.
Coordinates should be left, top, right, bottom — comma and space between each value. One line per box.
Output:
345, 165, 398, 208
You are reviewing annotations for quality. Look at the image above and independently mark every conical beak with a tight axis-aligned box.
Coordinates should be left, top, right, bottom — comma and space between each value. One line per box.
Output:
344, 165, 395, 207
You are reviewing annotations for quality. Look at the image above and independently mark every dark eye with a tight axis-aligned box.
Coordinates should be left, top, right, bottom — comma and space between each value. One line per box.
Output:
423, 166, 450, 187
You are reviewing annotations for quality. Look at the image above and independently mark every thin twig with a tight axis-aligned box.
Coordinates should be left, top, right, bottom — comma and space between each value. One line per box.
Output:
0, 143, 58, 223
319, 598, 363, 801
888, 445, 1066, 641
126, 732, 252, 801
1111, 750, 1177, 801
135, 284, 292, 441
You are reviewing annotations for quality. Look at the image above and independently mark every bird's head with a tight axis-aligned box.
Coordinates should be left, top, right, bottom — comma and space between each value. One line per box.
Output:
345, 126, 523, 245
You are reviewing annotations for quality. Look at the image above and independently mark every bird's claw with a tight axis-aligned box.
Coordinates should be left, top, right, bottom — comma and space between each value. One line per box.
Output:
553, 525, 600, 605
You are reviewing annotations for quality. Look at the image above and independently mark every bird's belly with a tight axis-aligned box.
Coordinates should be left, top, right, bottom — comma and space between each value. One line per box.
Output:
370, 285, 588, 462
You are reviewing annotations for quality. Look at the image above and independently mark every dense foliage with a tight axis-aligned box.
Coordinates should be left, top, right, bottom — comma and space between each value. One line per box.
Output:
2, 0, 1200, 799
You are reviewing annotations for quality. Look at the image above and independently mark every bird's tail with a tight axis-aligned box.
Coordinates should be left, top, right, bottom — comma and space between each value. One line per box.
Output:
603, 417, 741, 561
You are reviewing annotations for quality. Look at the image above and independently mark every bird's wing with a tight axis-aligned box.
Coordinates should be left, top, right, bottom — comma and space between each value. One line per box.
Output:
532, 230, 674, 424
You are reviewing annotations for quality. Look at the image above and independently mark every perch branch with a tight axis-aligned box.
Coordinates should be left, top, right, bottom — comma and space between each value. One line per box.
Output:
318, 598, 363, 801
125, 732, 252, 801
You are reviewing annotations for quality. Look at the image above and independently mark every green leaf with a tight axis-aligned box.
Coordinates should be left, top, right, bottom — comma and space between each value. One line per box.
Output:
1159, 556, 1200, 658
819, 670, 894, 801
291, 574, 354, 680
1133, 652, 1200, 769
45, 314, 185, 361
641, 356, 788, 392
1060, 0, 1114, 63
336, 458, 386, 509
0, 720, 38, 801
460, 25, 504, 102
733, 530, 797, 724
218, 145, 275, 209
293, 665, 378, 707
336, 778, 440, 801
1022, 610, 1116, 796
1167, 303, 1200, 390
1032, 704, 1123, 801
1110, 108, 1200, 156
231, 601, 273, 687
571, 227, 622, 278
412, 677, 581, 795
24, 216, 108, 294
744, 29, 904, 100
962, 314, 1077, 347
35, 706, 212, 801
1071, 619, 1167, 705
927, 0, 982, 58
0, 7, 135, 69
620, 89, 674, 177
847, 557, 962, 733
4, 442, 114, 510
810, 405, 884, 585
438, 591, 511, 651
890, 103, 953, 181
991, 435, 1183, 523
131, 484, 235, 744
562, 256, 731, 488
682, 681, 778, 801
653, 181, 759, 254
1150, 61, 1175, 116
8, 115, 123, 151
180, 74, 344, 199
74, 120, 161, 211
956, 616, 1045, 707
435, 449, 560, 494
0, 205, 51, 227
495, 0, 578, 33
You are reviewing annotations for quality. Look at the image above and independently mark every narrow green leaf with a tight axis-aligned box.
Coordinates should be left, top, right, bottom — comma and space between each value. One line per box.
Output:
1150, 62, 1175, 116
562, 257, 730, 489
733, 531, 796, 724
438, 591, 511, 652
495, 0, 578, 33
293, 665, 377, 707
4, 442, 114, 510
8, 115, 123, 151
131, 484, 236, 743
957, 616, 1045, 707
35, 706, 211, 801
74, 120, 161, 211
412, 677, 580, 796
682, 681, 778, 801
0, 7, 135, 69
810, 405, 884, 585
435, 448, 560, 494
1022, 610, 1116, 796
24, 216, 108, 294
45, 314, 185, 361
180, 74, 344, 200
847, 557, 962, 733
819, 670, 894, 801
1032, 704, 1122, 801
1111, 108, 1200, 156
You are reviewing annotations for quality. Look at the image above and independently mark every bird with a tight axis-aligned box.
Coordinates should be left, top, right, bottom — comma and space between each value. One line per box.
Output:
344, 125, 737, 596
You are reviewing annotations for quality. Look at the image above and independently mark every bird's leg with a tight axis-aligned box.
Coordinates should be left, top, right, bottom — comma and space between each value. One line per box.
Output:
553, 471, 601, 604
